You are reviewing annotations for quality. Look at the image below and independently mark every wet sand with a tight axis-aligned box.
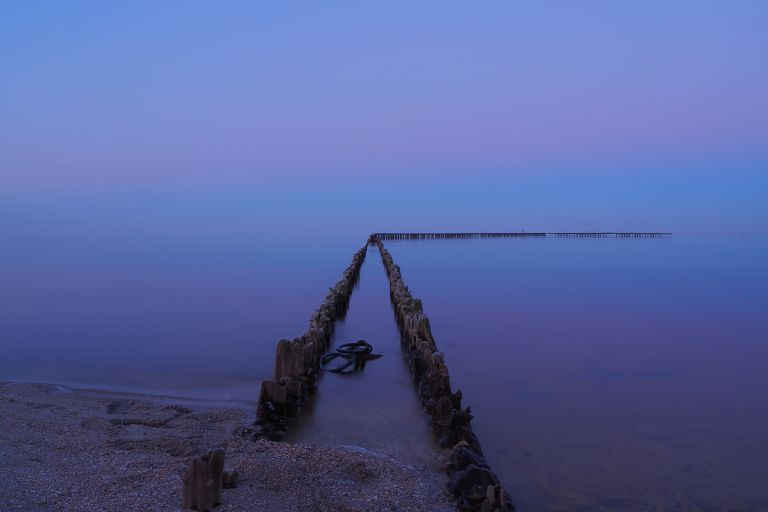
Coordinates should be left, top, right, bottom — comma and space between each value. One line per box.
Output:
0, 381, 454, 511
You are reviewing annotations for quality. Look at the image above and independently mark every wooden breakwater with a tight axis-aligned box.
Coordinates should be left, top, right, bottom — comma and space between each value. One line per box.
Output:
374, 239, 515, 512
373, 233, 546, 240
550, 232, 669, 238
251, 243, 368, 440
372, 232, 669, 241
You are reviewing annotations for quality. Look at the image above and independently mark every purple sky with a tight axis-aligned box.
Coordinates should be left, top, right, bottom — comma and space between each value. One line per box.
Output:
1, 2, 767, 231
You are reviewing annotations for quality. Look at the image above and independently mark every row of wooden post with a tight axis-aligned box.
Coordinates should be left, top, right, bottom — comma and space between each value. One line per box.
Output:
550, 232, 668, 238
252, 244, 368, 440
372, 232, 669, 240
374, 238, 515, 512
373, 233, 546, 240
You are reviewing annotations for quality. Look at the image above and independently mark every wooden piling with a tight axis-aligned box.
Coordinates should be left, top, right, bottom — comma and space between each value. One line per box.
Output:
249, 230, 668, 502
548, 232, 669, 238
252, 243, 368, 440
372, 232, 547, 240
373, 238, 516, 511
370, 232, 669, 241
182, 448, 225, 511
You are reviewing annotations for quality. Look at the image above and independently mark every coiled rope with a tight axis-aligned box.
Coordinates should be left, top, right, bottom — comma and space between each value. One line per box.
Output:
320, 340, 382, 374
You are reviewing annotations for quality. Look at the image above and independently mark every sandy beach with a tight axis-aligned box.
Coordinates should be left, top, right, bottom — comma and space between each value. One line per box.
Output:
0, 381, 454, 511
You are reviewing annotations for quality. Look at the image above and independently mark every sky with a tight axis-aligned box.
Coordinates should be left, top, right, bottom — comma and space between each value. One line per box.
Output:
1, 1, 767, 232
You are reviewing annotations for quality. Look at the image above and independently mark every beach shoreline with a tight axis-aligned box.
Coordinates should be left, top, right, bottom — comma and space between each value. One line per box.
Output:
0, 381, 453, 511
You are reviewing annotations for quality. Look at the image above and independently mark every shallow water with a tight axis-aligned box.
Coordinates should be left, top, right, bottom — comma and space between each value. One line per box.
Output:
286, 244, 443, 470
386, 235, 768, 511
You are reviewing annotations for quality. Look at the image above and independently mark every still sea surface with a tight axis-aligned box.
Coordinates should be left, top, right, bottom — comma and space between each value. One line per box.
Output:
0, 221, 367, 399
2, 223, 767, 510
386, 235, 768, 511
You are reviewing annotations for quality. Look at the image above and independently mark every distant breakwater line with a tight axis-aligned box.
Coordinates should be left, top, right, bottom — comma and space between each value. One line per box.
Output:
250, 244, 368, 440
374, 238, 515, 512
372, 232, 669, 240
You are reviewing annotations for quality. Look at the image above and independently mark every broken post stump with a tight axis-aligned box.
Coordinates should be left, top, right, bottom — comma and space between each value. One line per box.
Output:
182, 448, 225, 511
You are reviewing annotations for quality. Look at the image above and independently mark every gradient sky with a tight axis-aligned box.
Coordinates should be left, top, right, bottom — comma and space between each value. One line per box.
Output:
1, 1, 767, 232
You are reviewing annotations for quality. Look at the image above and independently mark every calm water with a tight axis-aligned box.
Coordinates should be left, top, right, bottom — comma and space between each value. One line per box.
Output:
387, 235, 768, 511
4, 220, 768, 510
0, 219, 367, 400
287, 244, 443, 471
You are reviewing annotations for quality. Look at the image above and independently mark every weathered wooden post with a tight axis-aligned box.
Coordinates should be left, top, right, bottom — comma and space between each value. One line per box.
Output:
182, 448, 225, 511
252, 243, 368, 440
374, 238, 516, 511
